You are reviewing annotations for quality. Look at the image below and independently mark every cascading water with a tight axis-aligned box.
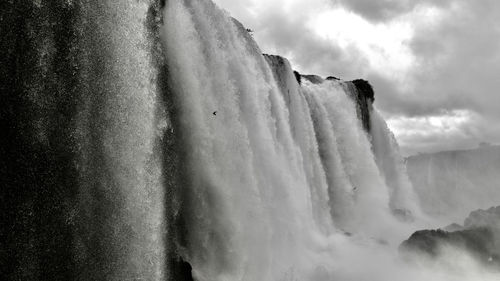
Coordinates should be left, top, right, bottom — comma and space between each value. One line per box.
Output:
163, 2, 333, 279
303, 80, 399, 235
1, 1, 166, 280
3, 0, 500, 281
161, 0, 420, 280
370, 108, 421, 220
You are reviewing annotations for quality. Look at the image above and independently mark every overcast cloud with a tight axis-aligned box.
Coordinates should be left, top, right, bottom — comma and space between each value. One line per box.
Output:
213, 0, 500, 155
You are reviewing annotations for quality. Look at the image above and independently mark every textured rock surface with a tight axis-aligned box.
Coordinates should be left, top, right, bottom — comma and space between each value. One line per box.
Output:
301, 74, 324, 84
326, 76, 340, 80
348, 79, 375, 132
401, 228, 496, 258
401, 206, 500, 267
351, 79, 375, 102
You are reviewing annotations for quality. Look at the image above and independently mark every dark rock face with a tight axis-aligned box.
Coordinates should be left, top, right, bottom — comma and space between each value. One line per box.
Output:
401, 206, 500, 268
401, 228, 497, 260
301, 74, 324, 84
293, 71, 302, 85
168, 257, 195, 281
345, 79, 375, 132
351, 79, 375, 102
326, 76, 340, 80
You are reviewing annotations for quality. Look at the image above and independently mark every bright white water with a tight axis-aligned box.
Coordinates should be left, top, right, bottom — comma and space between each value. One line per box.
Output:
159, 1, 474, 280
370, 109, 421, 218
4, 1, 500, 280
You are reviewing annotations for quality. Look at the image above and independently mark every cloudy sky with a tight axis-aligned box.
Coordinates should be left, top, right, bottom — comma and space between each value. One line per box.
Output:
213, 0, 500, 156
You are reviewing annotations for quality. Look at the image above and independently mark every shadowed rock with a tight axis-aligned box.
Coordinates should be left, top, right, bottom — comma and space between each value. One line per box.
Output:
326, 76, 340, 80
401, 228, 495, 258
301, 74, 324, 84
351, 79, 375, 102
293, 71, 302, 85
346, 79, 375, 132
401, 206, 500, 268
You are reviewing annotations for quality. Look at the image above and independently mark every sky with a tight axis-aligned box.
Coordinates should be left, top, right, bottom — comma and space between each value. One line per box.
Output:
213, 0, 500, 156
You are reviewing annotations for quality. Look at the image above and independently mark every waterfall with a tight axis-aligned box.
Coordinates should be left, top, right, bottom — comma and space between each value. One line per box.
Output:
73, 2, 166, 280
1, 1, 166, 280
163, 2, 330, 279
161, 1, 418, 280
370, 108, 421, 220
6, 0, 491, 281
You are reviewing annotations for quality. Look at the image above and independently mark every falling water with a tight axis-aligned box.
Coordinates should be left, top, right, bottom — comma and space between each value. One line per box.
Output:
161, 0, 420, 280
1, 1, 166, 280
73, 2, 166, 280
370, 108, 421, 220
3, 0, 499, 280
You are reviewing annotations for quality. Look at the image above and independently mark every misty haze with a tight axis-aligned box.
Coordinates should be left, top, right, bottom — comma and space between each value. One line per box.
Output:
1, 1, 500, 281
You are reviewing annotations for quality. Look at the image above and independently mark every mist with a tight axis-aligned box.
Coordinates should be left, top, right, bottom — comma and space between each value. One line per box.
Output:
1, 1, 499, 280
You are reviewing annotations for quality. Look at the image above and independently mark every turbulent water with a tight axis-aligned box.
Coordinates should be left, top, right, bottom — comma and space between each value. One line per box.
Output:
1, 0, 499, 281
162, 0, 423, 279
1, 1, 166, 280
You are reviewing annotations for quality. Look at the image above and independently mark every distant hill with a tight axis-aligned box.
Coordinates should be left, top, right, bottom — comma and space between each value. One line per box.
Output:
406, 145, 500, 224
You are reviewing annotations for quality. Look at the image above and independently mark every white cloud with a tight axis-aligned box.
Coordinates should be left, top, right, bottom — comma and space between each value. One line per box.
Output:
387, 110, 473, 154
387, 110, 500, 155
309, 8, 414, 80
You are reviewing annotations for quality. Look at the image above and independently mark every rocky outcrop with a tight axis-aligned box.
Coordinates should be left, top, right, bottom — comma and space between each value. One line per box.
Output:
326, 76, 340, 80
401, 228, 498, 262
301, 74, 324, 84
347, 79, 375, 132
401, 206, 500, 267
293, 71, 302, 85
351, 79, 375, 103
